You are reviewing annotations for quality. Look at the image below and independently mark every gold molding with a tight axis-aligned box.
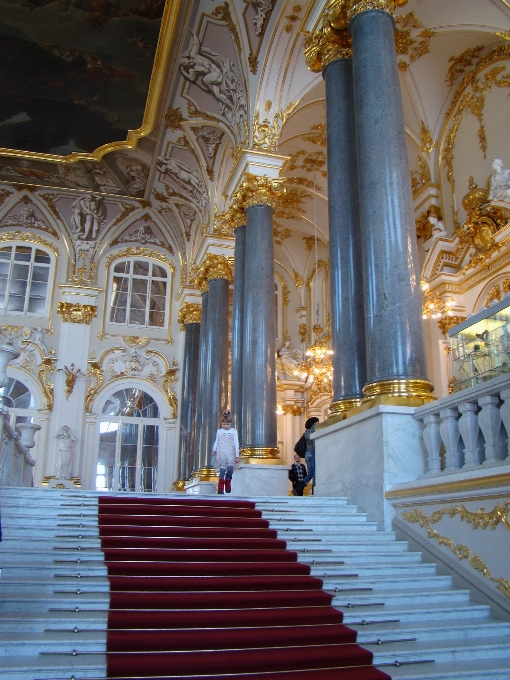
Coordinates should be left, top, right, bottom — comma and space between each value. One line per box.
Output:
404, 503, 510, 532
0, 231, 58, 256
178, 302, 202, 329
282, 404, 305, 416
386, 472, 510, 499
0, 0, 183, 164
437, 315, 467, 336
239, 446, 284, 464
104, 246, 174, 271
37, 356, 57, 411
402, 506, 510, 598
57, 302, 97, 325
122, 336, 151, 349
419, 120, 436, 154
347, 0, 407, 23
395, 11, 435, 74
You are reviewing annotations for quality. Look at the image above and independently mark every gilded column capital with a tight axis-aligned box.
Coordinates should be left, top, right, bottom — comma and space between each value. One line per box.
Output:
178, 302, 202, 330
193, 253, 233, 286
190, 266, 209, 293
56, 302, 97, 325
346, 0, 408, 23
305, 3, 352, 72
234, 173, 285, 210
213, 204, 246, 237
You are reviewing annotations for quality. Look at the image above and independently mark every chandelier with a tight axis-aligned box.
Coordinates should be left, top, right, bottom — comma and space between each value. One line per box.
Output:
294, 324, 333, 390
420, 278, 455, 319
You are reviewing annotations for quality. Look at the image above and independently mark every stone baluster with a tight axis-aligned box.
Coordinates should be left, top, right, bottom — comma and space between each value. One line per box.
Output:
499, 387, 510, 460
439, 407, 461, 471
478, 394, 502, 465
458, 401, 480, 468
422, 414, 441, 475
305, 11, 366, 418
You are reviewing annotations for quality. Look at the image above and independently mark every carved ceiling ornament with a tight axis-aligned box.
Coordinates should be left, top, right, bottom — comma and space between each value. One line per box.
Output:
394, 11, 435, 73
1, 202, 59, 239
164, 106, 186, 130
410, 154, 431, 197
252, 100, 297, 153
419, 120, 436, 154
243, 0, 277, 74
156, 154, 208, 212
441, 45, 510, 206
437, 315, 467, 336
283, 3, 303, 33
123, 336, 151, 349
178, 302, 202, 329
287, 150, 327, 178
302, 123, 327, 147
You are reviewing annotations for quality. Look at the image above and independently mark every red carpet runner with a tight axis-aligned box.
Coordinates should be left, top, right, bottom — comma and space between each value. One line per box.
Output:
98, 496, 392, 680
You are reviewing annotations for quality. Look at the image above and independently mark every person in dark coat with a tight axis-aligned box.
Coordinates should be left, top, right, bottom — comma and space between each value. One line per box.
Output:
289, 454, 307, 496
301, 416, 319, 494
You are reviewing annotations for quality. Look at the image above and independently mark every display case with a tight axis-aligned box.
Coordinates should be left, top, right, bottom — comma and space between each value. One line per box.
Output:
448, 297, 510, 393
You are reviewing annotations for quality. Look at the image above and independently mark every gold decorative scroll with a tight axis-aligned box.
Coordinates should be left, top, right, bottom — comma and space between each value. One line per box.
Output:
105, 246, 174, 271
305, 2, 352, 73
178, 302, 202, 329
419, 120, 436, 154
57, 302, 97, 325
0, 231, 58, 256
252, 100, 297, 153
402, 506, 510, 598
234, 174, 285, 210
394, 12, 435, 73
37, 356, 57, 410
122, 336, 151, 349
282, 404, 305, 416
437, 315, 467, 336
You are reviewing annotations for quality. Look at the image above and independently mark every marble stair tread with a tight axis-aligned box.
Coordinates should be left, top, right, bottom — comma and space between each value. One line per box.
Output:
379, 656, 510, 680
340, 601, 491, 623
354, 618, 510, 642
1, 652, 106, 679
1, 629, 107, 652
0, 612, 108, 632
330, 587, 472, 606
290, 540, 410, 552
369, 636, 510, 664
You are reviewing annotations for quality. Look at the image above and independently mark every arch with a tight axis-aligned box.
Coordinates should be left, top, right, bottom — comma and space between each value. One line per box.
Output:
3, 369, 43, 410
91, 377, 172, 421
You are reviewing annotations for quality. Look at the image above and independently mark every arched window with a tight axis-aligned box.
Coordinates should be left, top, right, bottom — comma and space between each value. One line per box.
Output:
108, 258, 169, 328
0, 245, 52, 316
96, 388, 161, 493
0, 377, 37, 428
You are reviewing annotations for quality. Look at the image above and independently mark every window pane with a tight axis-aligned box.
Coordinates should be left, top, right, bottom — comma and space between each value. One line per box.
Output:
9, 278, 28, 296
0, 279, 6, 294
132, 278, 148, 294
7, 295, 25, 312
29, 281, 48, 297
133, 260, 149, 276
149, 293, 165, 310
14, 246, 32, 262
129, 306, 146, 325
114, 261, 130, 274
0, 247, 12, 259
0, 262, 10, 276
109, 307, 127, 323
151, 264, 167, 279
0, 294, 5, 309
32, 266, 49, 282
34, 250, 51, 264
12, 263, 29, 281
150, 280, 167, 297
27, 297, 46, 314
148, 310, 165, 327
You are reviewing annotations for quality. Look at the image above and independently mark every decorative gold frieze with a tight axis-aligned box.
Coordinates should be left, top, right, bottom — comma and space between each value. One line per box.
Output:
303, 123, 327, 147
402, 506, 510, 598
282, 404, 305, 416
178, 302, 202, 329
0, 231, 58, 256
305, 2, 352, 73
437, 315, 467, 336
293, 270, 304, 289
485, 284, 502, 308
57, 302, 98, 325
287, 150, 327, 178
274, 223, 292, 245
234, 174, 285, 210
123, 336, 151, 349
446, 45, 485, 87
419, 120, 436, 154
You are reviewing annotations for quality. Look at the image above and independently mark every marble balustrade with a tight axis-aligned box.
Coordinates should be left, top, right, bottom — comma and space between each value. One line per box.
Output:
0, 408, 35, 487
414, 374, 510, 475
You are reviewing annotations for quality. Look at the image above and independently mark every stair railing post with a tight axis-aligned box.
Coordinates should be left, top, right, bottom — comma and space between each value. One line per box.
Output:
478, 394, 502, 465
458, 401, 480, 469
439, 407, 461, 471
422, 413, 441, 475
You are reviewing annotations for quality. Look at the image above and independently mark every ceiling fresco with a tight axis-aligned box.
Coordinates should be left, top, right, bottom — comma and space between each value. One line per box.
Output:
0, 0, 165, 156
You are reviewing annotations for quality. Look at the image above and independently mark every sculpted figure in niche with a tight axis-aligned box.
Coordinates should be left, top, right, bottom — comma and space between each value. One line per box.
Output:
278, 337, 302, 376
428, 215, 447, 239
156, 156, 207, 209
55, 425, 77, 480
70, 194, 106, 241
490, 158, 510, 204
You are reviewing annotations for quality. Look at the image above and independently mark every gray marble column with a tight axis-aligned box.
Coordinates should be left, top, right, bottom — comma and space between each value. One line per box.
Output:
349, 7, 432, 400
198, 275, 230, 474
241, 203, 280, 462
193, 290, 208, 475
175, 319, 201, 489
323, 56, 366, 416
231, 224, 247, 440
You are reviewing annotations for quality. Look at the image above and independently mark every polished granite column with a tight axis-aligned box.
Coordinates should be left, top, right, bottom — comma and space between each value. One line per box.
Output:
197, 255, 232, 478
193, 285, 208, 476
349, 1, 433, 404
174, 303, 201, 491
236, 176, 284, 463
231, 223, 247, 441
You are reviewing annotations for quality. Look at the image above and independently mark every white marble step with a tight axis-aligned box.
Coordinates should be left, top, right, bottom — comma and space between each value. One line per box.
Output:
381, 657, 510, 679
2, 653, 105, 680
369, 635, 510, 665
1, 630, 107, 655
354, 618, 510, 643
330, 587, 472, 607
0, 611, 108, 633
340, 601, 492, 624
316, 573, 454, 590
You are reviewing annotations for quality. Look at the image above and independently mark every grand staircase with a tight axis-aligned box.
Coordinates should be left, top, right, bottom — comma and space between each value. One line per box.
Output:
1, 487, 510, 680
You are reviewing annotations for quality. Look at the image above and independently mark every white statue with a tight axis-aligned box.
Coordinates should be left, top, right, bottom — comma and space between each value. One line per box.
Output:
156, 156, 207, 209
278, 338, 302, 375
32, 327, 48, 354
179, 32, 247, 131
428, 215, 447, 238
125, 163, 148, 196
4, 208, 47, 231
55, 425, 76, 480
70, 194, 106, 241
490, 158, 510, 204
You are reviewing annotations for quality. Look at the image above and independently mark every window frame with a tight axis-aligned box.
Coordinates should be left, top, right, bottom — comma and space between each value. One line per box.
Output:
107, 257, 171, 330
0, 243, 54, 318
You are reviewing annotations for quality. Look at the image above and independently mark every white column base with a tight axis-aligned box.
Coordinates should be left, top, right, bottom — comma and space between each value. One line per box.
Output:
184, 479, 218, 495
313, 406, 425, 530
232, 464, 290, 497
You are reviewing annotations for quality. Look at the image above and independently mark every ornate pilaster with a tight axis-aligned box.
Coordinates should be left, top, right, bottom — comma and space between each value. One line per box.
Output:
174, 303, 202, 491
233, 174, 284, 463
195, 254, 233, 480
